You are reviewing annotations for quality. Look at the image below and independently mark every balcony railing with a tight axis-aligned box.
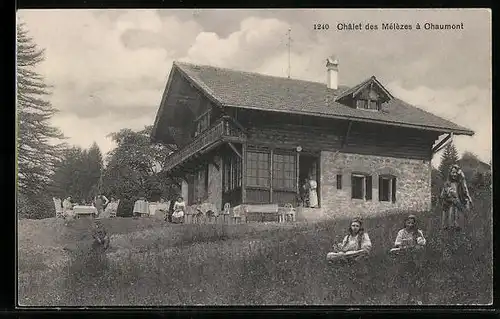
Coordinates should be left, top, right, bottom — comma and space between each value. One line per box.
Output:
164, 116, 246, 172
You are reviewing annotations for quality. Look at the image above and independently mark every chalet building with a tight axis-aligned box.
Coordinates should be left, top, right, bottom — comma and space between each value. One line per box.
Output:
151, 58, 474, 221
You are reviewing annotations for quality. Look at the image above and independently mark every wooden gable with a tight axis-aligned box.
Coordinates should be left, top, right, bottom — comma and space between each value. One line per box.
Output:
151, 66, 215, 147
335, 76, 394, 110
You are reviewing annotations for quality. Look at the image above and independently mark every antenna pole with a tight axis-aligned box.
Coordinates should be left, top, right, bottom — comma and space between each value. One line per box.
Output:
287, 28, 291, 79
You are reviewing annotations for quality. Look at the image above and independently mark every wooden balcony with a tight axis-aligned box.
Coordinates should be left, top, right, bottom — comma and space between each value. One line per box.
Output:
164, 116, 246, 172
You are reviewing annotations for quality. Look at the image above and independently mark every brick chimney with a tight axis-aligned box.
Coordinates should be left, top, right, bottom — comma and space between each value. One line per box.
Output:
326, 56, 339, 90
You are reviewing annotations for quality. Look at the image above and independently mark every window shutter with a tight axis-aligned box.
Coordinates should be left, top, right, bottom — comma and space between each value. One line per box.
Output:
378, 176, 383, 201
392, 178, 397, 202
365, 175, 372, 200
336, 174, 342, 190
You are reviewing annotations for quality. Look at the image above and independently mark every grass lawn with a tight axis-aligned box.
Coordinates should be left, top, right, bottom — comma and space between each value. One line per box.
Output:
18, 198, 492, 306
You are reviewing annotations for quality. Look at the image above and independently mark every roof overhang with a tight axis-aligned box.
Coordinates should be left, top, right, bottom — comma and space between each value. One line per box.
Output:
222, 103, 475, 136
151, 62, 226, 145
151, 64, 178, 144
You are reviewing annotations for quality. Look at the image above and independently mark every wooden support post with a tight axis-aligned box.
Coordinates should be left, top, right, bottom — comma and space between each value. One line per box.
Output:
242, 143, 247, 204
228, 142, 242, 158
432, 133, 453, 154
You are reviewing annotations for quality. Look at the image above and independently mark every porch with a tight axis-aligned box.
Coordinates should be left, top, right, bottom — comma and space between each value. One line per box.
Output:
164, 116, 246, 172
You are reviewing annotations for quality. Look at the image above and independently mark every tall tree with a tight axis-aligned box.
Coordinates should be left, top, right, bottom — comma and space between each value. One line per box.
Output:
49, 143, 104, 203
49, 146, 86, 202
102, 126, 179, 216
83, 142, 104, 199
17, 22, 66, 218
438, 141, 459, 180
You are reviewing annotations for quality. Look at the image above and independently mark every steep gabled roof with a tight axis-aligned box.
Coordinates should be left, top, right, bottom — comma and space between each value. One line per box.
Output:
168, 61, 474, 136
335, 76, 394, 103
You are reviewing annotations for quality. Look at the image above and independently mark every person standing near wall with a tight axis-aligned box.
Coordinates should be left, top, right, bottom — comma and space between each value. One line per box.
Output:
308, 174, 318, 208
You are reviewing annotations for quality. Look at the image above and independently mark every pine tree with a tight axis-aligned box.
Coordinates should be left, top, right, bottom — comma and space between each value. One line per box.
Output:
438, 141, 459, 180
84, 142, 104, 199
49, 143, 104, 204
17, 22, 66, 218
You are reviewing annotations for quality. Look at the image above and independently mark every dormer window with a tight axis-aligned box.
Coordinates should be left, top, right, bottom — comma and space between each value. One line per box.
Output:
335, 76, 394, 111
356, 98, 380, 111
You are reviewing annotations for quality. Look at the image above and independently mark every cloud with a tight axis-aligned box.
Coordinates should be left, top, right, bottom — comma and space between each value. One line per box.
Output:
183, 17, 292, 71
50, 113, 154, 157
18, 10, 183, 119
387, 82, 492, 165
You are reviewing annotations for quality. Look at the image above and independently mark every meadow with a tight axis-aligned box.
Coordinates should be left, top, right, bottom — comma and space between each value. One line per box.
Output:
18, 190, 492, 306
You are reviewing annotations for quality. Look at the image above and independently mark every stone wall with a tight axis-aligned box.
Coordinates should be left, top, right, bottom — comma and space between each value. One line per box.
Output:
319, 151, 432, 218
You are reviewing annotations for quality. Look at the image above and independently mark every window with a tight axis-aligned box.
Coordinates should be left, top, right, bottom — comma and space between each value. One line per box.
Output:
368, 100, 379, 110
356, 99, 367, 109
351, 173, 372, 200
246, 151, 270, 187
355, 99, 380, 111
273, 153, 296, 190
194, 110, 211, 136
379, 176, 397, 202
223, 155, 242, 192
336, 174, 342, 190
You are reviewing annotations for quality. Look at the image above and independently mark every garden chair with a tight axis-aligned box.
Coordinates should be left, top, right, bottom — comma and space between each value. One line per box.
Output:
284, 203, 296, 222
232, 205, 244, 224
53, 197, 64, 218
222, 202, 231, 224
109, 199, 119, 218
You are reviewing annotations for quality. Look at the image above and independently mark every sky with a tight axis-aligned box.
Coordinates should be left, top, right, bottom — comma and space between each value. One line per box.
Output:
18, 9, 492, 167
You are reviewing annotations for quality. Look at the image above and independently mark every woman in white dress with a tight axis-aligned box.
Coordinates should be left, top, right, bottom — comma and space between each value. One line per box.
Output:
308, 174, 318, 208
62, 196, 74, 218
172, 196, 186, 223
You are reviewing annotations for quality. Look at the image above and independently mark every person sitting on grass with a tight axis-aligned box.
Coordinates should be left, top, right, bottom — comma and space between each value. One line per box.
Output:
393, 214, 426, 251
327, 217, 372, 302
328, 217, 372, 261
92, 220, 110, 251
390, 214, 428, 305
172, 196, 186, 223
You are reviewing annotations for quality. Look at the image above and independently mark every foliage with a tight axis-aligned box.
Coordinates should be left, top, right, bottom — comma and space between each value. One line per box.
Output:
437, 142, 459, 180
102, 125, 179, 216
430, 168, 443, 206
433, 148, 491, 207
48, 143, 103, 203
16, 22, 66, 219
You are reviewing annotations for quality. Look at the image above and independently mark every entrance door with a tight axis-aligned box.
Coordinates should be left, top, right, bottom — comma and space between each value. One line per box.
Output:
299, 154, 320, 207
